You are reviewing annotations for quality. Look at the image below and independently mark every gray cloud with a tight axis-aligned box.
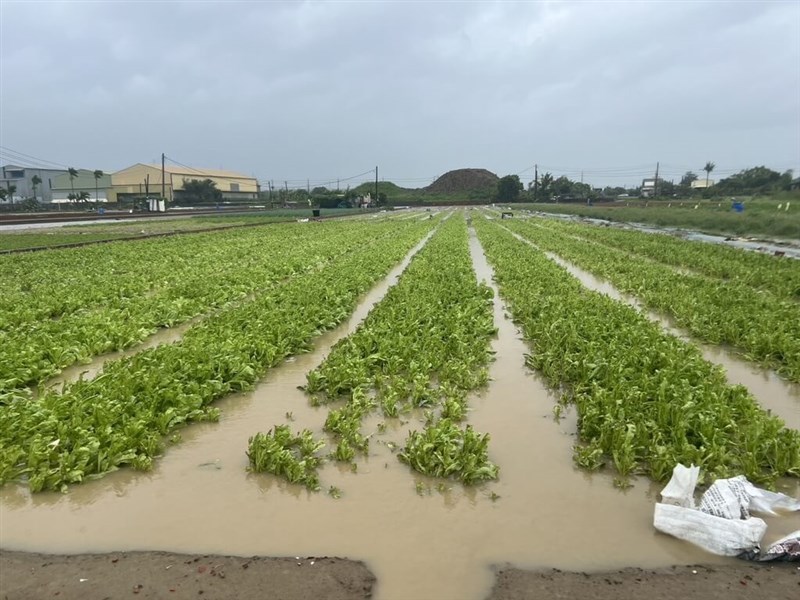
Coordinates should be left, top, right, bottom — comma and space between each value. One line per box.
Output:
1, 0, 798, 187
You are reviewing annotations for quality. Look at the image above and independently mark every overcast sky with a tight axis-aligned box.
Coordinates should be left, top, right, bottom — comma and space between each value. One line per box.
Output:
1, 0, 798, 188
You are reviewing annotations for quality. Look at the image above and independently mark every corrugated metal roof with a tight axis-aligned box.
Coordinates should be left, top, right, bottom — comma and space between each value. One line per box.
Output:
139, 163, 254, 180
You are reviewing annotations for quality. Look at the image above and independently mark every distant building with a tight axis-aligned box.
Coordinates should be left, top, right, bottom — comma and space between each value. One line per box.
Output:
641, 178, 657, 197
1, 164, 67, 203
111, 163, 259, 203
691, 179, 715, 189
51, 169, 113, 203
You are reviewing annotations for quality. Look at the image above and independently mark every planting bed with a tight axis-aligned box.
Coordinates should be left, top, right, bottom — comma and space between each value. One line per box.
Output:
1, 211, 798, 600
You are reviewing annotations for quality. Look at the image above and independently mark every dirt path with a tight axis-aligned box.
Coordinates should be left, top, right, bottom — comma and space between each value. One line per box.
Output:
3, 551, 798, 600
489, 563, 800, 600
0, 551, 375, 600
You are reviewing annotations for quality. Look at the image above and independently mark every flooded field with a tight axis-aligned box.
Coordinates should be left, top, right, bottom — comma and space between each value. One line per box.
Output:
2, 219, 798, 600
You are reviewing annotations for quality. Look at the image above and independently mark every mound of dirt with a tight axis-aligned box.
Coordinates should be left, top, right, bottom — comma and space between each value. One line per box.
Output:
426, 169, 499, 194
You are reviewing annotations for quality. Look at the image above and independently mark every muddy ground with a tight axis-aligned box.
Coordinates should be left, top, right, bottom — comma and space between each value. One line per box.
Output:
2, 551, 798, 600
0, 551, 374, 600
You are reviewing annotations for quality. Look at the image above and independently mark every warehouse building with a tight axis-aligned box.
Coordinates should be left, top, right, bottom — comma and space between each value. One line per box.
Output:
51, 169, 112, 203
111, 163, 259, 203
1, 164, 67, 203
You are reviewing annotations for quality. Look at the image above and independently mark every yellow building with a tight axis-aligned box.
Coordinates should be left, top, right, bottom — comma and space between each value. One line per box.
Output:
111, 163, 259, 202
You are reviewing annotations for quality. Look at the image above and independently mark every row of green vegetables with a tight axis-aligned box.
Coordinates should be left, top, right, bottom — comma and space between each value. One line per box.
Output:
505, 218, 800, 383
0, 220, 434, 492
474, 216, 800, 487
248, 214, 499, 489
537, 216, 800, 300
0, 220, 353, 329
0, 215, 301, 252
0, 221, 409, 394
0, 231, 134, 252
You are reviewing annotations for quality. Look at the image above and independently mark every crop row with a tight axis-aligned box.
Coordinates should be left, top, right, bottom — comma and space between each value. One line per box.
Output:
300, 214, 499, 484
0, 220, 410, 393
0, 219, 433, 492
474, 216, 800, 486
504, 218, 800, 383
0, 221, 354, 329
536, 217, 800, 300
0, 215, 300, 252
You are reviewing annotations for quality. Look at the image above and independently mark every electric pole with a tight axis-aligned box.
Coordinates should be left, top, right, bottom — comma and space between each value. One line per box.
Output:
161, 153, 166, 206
375, 166, 378, 205
533, 164, 539, 203
654, 162, 660, 198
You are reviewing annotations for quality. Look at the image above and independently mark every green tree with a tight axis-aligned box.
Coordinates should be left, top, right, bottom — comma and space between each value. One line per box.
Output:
31, 174, 42, 200
680, 171, 698, 188
93, 170, 104, 205
20, 197, 41, 212
715, 166, 790, 194
180, 178, 222, 204
496, 174, 523, 202
68, 167, 78, 196
538, 172, 554, 201
1, 184, 16, 204
703, 161, 715, 188
68, 191, 90, 203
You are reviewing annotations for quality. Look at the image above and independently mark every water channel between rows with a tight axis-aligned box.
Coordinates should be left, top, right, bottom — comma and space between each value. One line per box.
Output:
528, 236, 800, 432
1, 223, 798, 600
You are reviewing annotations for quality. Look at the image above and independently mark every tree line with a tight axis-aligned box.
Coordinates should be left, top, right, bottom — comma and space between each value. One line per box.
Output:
495, 164, 796, 203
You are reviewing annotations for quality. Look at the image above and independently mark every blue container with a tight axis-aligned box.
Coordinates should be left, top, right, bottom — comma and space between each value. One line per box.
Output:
732, 202, 744, 213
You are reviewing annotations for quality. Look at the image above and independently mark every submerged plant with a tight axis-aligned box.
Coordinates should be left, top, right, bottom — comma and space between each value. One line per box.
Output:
399, 418, 499, 485
247, 425, 325, 491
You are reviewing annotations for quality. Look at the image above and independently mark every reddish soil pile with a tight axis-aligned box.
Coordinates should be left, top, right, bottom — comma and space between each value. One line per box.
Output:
426, 169, 499, 194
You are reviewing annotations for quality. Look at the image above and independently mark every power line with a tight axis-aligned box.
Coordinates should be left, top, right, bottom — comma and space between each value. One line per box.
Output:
0, 146, 72, 170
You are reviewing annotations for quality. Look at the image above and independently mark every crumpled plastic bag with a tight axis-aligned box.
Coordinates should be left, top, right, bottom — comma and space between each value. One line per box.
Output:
654, 503, 767, 556
653, 464, 799, 558
758, 530, 800, 562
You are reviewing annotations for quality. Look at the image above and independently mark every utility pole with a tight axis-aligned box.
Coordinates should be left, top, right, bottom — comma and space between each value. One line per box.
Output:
533, 164, 539, 203
161, 153, 166, 206
375, 166, 378, 205
654, 162, 660, 198
307, 179, 310, 194
337, 178, 340, 192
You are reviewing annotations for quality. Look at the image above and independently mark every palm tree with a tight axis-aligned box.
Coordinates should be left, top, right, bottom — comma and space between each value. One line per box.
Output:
93, 170, 104, 206
31, 175, 42, 201
67, 167, 78, 200
703, 161, 715, 188
6, 184, 17, 205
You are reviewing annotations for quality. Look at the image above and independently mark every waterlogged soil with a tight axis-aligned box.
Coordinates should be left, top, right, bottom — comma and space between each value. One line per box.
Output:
489, 564, 800, 600
3, 554, 798, 600
2, 223, 799, 600
0, 551, 375, 600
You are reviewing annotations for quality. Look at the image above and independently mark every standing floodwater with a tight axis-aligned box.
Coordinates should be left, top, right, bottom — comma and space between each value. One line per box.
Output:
1, 223, 798, 600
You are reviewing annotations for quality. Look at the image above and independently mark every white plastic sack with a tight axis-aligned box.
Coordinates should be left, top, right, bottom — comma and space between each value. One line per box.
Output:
659, 464, 699, 508
653, 503, 767, 556
699, 476, 752, 519
653, 464, 798, 557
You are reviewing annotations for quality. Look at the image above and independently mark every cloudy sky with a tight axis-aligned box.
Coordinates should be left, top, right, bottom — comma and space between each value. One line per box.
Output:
1, 0, 798, 188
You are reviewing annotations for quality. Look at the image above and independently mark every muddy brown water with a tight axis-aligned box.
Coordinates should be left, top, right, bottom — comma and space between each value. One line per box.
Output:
2, 225, 798, 600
